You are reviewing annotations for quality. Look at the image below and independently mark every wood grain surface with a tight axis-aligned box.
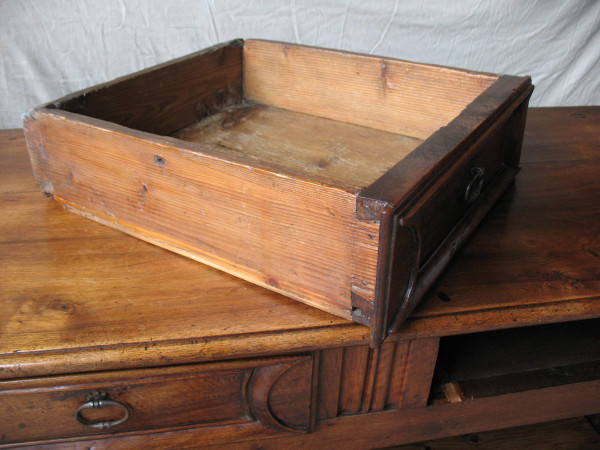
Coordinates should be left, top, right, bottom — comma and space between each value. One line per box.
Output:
0, 128, 369, 379
521, 106, 600, 164
244, 39, 496, 139
1, 107, 600, 378
25, 107, 381, 321
173, 103, 423, 190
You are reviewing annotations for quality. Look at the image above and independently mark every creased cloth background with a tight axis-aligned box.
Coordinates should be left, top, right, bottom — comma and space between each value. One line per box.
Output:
1, 0, 599, 128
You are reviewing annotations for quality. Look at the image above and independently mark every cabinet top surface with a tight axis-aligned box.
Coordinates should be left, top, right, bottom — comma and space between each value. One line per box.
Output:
1, 107, 599, 378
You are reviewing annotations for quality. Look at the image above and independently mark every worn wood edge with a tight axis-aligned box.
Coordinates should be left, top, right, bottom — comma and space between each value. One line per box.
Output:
22, 116, 53, 196
0, 354, 310, 389
1, 292, 598, 381
357, 75, 534, 220
19, 379, 600, 449
51, 197, 354, 321
365, 210, 394, 345
397, 295, 600, 341
29, 107, 362, 194
0, 323, 368, 380
244, 39, 499, 83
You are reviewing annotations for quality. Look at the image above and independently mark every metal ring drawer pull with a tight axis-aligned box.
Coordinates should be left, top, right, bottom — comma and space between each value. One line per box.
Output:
75, 397, 130, 429
464, 166, 485, 203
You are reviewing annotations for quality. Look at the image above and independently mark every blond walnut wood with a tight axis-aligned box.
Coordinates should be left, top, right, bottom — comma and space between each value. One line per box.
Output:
22, 39, 531, 343
26, 107, 379, 320
173, 102, 423, 190
244, 39, 497, 139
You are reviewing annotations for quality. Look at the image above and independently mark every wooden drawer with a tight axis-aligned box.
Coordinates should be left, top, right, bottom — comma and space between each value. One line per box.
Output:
23, 39, 533, 344
0, 354, 313, 446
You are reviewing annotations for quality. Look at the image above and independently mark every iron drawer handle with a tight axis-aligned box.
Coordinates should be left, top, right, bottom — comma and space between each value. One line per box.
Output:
75, 396, 130, 429
464, 167, 485, 203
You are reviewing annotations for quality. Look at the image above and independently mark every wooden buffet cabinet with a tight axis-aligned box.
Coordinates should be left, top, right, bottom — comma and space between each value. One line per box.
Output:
1, 107, 599, 448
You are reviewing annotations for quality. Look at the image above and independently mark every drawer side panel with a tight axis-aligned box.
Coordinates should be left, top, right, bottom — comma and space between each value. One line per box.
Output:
50, 40, 243, 136
24, 110, 380, 320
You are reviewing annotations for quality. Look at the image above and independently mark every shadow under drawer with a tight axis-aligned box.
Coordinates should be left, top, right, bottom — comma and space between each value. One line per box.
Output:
430, 318, 600, 403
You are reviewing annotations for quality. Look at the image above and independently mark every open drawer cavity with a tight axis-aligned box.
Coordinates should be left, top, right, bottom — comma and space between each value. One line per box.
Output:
430, 318, 600, 404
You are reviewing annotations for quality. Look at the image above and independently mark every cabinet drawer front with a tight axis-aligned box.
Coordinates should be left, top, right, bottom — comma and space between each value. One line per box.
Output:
385, 104, 526, 333
411, 121, 509, 265
0, 355, 312, 445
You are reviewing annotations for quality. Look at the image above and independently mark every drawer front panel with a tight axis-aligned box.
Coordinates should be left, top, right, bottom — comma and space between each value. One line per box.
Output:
411, 120, 509, 266
0, 355, 312, 444
385, 103, 527, 333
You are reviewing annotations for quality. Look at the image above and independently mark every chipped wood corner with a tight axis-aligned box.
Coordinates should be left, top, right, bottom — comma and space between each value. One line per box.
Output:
23, 108, 54, 198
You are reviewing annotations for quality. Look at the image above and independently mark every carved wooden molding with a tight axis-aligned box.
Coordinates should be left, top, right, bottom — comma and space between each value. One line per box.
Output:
318, 338, 440, 419
247, 359, 310, 434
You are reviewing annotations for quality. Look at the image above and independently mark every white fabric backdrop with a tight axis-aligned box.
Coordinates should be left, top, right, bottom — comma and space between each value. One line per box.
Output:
1, 0, 599, 128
